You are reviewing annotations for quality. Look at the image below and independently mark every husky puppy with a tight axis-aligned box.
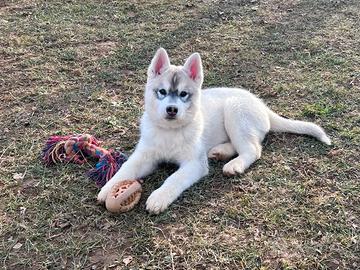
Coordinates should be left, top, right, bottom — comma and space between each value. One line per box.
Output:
97, 48, 331, 214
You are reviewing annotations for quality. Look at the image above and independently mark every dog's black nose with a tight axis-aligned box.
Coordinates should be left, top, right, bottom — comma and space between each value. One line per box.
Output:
166, 106, 178, 117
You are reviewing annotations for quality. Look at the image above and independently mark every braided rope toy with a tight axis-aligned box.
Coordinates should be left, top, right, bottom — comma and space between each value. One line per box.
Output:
42, 134, 142, 213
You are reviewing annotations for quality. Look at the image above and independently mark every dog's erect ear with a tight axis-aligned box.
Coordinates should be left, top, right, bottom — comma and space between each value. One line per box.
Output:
183, 53, 203, 83
148, 48, 170, 77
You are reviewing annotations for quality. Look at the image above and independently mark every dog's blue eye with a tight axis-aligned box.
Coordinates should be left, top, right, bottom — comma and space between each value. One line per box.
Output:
159, 89, 167, 96
179, 91, 188, 98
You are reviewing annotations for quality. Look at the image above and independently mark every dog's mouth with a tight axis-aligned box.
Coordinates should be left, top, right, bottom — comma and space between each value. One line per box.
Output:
165, 115, 177, 120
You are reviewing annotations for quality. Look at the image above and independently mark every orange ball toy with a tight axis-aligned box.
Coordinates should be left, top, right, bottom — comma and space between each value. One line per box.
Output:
105, 180, 142, 213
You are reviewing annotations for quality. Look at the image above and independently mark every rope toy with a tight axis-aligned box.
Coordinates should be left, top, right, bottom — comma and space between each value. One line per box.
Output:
42, 134, 142, 213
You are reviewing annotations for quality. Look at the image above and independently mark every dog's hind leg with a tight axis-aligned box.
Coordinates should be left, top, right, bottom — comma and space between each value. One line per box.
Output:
222, 98, 270, 176
208, 142, 236, 161
222, 137, 261, 176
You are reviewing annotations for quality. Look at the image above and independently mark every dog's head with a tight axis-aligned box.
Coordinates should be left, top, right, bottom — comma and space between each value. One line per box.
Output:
144, 48, 203, 129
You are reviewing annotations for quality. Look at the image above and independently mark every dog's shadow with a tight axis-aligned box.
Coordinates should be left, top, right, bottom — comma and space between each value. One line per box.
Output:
112, 131, 332, 223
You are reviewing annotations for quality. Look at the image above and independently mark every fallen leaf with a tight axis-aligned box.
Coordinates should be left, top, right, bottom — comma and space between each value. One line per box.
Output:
20, 207, 26, 215
13, 173, 24, 180
73, 69, 82, 76
328, 149, 343, 157
13, 243, 22, 249
123, 256, 133, 266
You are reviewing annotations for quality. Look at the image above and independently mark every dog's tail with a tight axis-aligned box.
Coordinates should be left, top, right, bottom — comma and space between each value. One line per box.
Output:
268, 109, 331, 145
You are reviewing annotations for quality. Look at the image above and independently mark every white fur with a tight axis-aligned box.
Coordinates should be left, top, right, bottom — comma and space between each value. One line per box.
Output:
97, 48, 331, 214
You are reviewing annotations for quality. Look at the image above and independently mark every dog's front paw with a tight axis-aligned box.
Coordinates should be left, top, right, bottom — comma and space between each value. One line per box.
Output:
223, 158, 245, 176
146, 188, 177, 214
97, 179, 129, 203
97, 185, 112, 203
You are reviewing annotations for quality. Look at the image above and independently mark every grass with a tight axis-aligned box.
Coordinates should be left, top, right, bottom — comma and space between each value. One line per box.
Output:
1, 0, 359, 269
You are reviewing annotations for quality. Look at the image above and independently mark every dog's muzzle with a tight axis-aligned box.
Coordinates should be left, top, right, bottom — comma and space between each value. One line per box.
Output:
166, 106, 178, 119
